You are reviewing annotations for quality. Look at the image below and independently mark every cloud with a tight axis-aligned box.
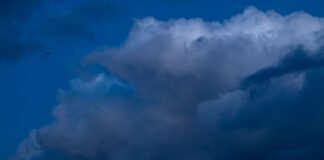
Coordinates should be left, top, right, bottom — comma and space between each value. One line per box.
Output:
240, 47, 324, 89
198, 63, 324, 159
12, 7, 324, 160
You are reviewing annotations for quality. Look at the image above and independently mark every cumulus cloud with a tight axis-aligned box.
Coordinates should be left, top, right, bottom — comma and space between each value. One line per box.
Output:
12, 7, 324, 160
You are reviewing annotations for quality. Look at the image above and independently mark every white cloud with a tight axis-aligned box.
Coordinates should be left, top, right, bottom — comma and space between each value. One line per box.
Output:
13, 7, 324, 160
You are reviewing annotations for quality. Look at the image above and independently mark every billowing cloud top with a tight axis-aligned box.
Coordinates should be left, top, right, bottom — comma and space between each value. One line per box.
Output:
12, 7, 324, 160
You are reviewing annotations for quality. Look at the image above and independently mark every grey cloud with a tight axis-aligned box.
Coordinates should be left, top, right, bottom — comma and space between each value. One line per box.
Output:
241, 47, 324, 89
12, 7, 324, 160
198, 65, 324, 159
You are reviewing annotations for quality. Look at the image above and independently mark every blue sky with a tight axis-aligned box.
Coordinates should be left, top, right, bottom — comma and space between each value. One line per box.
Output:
2, 0, 324, 160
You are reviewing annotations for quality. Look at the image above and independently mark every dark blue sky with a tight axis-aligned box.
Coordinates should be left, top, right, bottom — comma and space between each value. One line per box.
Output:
2, 0, 324, 160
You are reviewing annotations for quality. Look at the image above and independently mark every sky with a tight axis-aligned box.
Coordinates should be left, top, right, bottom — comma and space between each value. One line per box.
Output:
1, 0, 324, 160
